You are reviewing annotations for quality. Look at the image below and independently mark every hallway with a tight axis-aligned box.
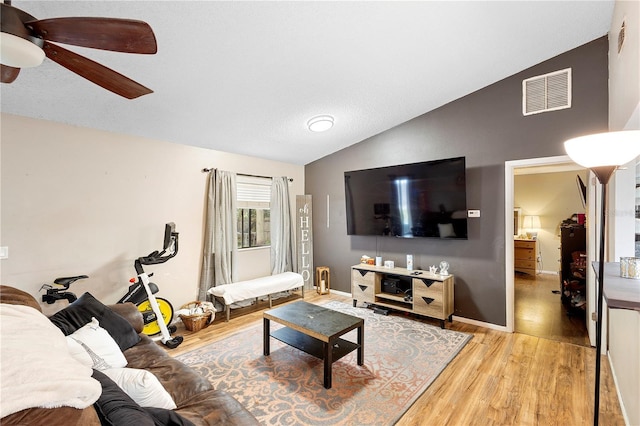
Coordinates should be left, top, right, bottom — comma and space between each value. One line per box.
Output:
515, 272, 590, 347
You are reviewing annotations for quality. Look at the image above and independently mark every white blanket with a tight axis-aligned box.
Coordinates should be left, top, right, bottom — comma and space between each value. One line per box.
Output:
0, 304, 102, 418
208, 272, 304, 305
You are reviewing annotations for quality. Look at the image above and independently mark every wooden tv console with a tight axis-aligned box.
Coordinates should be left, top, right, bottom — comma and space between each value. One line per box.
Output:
351, 264, 454, 328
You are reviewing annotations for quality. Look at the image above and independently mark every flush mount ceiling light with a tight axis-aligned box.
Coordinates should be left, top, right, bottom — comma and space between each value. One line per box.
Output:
307, 115, 334, 132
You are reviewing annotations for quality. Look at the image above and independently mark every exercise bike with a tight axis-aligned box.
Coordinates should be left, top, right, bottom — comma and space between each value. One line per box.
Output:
41, 275, 88, 304
118, 222, 183, 349
39, 224, 182, 349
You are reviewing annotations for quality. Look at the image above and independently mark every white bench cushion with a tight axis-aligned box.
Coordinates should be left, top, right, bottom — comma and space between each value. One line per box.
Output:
207, 272, 303, 306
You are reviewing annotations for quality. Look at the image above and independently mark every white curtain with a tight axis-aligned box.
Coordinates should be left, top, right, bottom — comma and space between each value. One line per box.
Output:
270, 177, 295, 274
198, 169, 237, 300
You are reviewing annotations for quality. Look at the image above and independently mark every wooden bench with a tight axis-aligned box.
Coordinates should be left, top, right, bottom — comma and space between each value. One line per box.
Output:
207, 272, 305, 321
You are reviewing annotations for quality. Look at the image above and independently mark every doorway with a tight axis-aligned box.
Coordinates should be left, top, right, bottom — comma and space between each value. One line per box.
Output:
505, 156, 595, 346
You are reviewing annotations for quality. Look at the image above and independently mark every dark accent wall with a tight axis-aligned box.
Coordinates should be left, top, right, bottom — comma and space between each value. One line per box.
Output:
305, 37, 608, 326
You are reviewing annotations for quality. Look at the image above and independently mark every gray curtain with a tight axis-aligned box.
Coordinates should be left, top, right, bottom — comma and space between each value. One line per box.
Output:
270, 177, 295, 274
198, 169, 237, 300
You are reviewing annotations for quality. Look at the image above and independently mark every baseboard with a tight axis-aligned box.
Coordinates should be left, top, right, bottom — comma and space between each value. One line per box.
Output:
311, 287, 351, 298
537, 270, 559, 275
452, 315, 509, 332
607, 350, 631, 426
335, 290, 508, 331
328, 289, 351, 298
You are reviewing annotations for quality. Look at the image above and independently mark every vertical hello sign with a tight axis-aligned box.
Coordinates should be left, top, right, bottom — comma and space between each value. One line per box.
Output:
296, 195, 313, 290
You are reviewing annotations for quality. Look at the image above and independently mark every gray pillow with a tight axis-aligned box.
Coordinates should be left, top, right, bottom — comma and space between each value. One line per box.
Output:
49, 292, 140, 351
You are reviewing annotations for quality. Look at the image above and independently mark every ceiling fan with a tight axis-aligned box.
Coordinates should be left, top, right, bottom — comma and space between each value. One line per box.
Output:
0, 0, 157, 99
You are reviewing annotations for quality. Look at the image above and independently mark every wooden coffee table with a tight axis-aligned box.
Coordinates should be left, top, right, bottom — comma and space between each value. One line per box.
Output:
263, 301, 364, 389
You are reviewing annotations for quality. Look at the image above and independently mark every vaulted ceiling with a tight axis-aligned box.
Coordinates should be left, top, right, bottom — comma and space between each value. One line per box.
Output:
1, 1, 614, 165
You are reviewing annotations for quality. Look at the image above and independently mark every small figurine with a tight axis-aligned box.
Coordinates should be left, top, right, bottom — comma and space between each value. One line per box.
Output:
439, 261, 450, 276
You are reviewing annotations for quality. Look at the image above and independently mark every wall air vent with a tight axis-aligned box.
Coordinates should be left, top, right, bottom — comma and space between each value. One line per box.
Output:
522, 68, 571, 116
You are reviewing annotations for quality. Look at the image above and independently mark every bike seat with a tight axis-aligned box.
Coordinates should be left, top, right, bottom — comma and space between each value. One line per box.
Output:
53, 275, 89, 287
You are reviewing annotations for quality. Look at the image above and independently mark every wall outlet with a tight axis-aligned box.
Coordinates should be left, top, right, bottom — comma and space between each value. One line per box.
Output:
0, 246, 8, 259
468, 210, 481, 217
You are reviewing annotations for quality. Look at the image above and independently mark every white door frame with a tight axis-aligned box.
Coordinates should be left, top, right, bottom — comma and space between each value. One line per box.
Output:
505, 155, 595, 345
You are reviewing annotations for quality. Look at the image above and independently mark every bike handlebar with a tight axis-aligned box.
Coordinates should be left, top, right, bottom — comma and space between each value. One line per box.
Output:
134, 223, 179, 275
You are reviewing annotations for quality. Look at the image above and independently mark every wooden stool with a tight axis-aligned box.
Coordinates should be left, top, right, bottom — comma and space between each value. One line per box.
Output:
316, 266, 330, 295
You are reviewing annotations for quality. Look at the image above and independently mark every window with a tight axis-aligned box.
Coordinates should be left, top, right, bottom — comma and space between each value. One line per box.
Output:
237, 176, 271, 249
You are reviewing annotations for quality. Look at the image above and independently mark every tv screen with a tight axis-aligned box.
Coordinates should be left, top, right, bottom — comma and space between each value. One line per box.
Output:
344, 157, 468, 239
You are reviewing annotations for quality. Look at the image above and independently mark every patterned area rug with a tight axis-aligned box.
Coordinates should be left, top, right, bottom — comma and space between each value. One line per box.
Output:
176, 301, 472, 425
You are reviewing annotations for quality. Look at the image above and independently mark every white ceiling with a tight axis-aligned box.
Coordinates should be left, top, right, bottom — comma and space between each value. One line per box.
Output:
1, 1, 614, 165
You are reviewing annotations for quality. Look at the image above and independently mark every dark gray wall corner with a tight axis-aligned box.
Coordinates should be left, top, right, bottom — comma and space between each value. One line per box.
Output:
305, 36, 608, 326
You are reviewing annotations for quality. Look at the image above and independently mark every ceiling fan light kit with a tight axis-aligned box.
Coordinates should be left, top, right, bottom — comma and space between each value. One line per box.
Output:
0, 2, 44, 67
0, 31, 44, 67
307, 115, 335, 132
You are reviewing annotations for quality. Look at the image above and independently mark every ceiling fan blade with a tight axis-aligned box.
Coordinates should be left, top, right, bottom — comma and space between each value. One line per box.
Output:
43, 42, 153, 99
28, 17, 157, 54
1, 65, 20, 83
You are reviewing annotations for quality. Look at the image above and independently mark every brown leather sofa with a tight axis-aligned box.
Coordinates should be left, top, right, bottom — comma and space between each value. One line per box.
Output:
0, 285, 259, 425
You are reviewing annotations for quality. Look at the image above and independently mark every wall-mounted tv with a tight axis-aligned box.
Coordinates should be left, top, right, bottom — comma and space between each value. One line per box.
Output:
344, 156, 468, 239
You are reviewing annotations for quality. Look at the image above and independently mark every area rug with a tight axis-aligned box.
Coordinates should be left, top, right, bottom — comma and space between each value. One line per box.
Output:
176, 301, 472, 425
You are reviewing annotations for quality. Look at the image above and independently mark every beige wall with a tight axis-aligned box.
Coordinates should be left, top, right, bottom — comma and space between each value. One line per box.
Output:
609, 0, 639, 261
609, 0, 639, 131
514, 170, 587, 274
0, 113, 304, 311
607, 1, 640, 425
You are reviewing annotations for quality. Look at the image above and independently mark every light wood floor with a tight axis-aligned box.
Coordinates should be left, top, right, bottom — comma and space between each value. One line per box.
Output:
169, 291, 624, 426
515, 272, 590, 346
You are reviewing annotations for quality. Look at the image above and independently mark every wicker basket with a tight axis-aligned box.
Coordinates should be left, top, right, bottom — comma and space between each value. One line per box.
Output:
180, 311, 212, 332
180, 301, 215, 332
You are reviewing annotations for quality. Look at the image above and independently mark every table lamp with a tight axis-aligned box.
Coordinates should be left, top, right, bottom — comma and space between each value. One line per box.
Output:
522, 215, 541, 239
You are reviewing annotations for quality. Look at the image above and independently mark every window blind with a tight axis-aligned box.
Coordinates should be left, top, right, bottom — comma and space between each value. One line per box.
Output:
237, 176, 271, 208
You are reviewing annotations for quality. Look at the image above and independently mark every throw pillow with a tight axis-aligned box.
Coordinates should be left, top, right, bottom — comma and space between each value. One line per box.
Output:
49, 292, 140, 351
67, 317, 127, 370
91, 369, 155, 426
91, 370, 194, 426
102, 368, 176, 410
66, 336, 94, 368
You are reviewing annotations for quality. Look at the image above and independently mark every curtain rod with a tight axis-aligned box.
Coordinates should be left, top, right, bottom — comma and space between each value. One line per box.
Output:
202, 168, 293, 182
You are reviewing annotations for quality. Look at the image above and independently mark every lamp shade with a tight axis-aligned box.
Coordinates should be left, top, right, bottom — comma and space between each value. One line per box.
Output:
564, 130, 640, 168
523, 215, 541, 229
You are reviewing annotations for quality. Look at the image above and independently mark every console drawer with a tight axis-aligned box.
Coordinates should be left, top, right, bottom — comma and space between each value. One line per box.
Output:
412, 278, 445, 318
413, 278, 444, 297
352, 268, 375, 286
352, 269, 375, 303
413, 294, 445, 318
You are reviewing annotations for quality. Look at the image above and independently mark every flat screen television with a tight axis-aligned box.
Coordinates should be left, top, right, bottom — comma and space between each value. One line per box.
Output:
344, 156, 468, 239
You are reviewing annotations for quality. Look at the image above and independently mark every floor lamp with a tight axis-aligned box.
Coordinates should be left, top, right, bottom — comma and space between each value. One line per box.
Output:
563, 130, 640, 426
